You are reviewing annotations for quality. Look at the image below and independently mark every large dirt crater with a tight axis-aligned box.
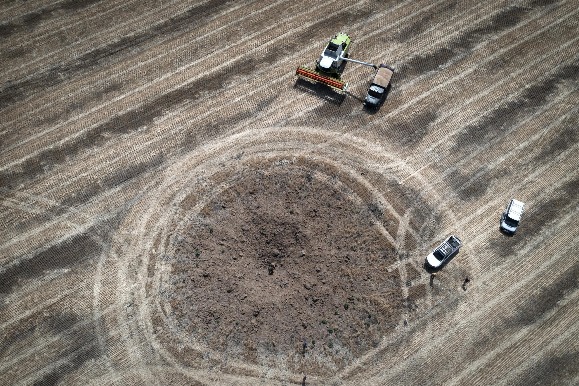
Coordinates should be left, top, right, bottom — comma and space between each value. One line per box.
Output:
96, 128, 451, 379
164, 158, 404, 372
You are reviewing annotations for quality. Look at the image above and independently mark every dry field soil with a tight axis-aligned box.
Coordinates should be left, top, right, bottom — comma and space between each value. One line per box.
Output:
1, 0, 578, 385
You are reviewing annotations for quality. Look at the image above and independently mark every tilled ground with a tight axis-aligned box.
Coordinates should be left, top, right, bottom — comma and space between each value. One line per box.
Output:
167, 160, 405, 374
1, 0, 578, 385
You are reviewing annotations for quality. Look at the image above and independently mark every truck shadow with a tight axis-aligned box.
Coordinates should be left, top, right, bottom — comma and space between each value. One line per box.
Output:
499, 226, 515, 237
293, 78, 346, 105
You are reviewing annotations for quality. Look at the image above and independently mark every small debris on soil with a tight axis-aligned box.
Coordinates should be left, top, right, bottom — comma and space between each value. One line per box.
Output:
462, 276, 471, 291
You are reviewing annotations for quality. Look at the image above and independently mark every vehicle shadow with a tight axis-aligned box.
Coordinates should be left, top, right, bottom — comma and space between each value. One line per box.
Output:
499, 226, 515, 237
293, 78, 346, 105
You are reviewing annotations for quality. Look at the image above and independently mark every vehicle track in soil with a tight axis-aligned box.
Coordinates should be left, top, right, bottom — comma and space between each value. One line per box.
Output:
1, 0, 577, 384
90, 127, 452, 379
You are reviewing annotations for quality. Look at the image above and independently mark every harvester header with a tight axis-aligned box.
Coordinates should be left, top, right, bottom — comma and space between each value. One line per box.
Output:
296, 66, 348, 91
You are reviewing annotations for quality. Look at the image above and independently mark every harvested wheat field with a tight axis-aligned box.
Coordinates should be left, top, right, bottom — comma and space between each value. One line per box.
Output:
1, 0, 578, 384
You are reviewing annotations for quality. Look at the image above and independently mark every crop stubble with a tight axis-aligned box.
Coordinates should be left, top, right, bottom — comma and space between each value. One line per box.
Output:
0, 0, 577, 385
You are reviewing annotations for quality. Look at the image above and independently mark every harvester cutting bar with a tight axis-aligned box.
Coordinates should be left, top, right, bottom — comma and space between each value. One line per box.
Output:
296, 66, 347, 91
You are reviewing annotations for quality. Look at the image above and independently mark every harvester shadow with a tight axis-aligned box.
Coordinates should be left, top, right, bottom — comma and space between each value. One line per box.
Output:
345, 90, 364, 104
294, 78, 346, 105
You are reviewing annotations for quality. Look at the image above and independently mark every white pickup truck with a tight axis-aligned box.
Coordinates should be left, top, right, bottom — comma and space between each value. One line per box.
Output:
500, 199, 525, 234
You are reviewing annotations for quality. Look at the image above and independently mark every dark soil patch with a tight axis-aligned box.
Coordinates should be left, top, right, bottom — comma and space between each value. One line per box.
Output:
536, 124, 577, 161
165, 161, 407, 375
512, 351, 579, 386
508, 261, 579, 327
384, 110, 438, 147
453, 63, 578, 151
31, 313, 100, 386
0, 0, 101, 39
0, 0, 231, 110
396, 6, 529, 83
0, 233, 101, 296
394, 1, 458, 43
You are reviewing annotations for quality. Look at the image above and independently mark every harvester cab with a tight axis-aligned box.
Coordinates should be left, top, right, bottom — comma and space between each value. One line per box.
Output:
316, 32, 351, 75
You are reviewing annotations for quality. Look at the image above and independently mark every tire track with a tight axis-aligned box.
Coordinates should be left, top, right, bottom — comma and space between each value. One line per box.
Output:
0, 305, 115, 375
357, 212, 577, 385
337, 160, 578, 381
0, 173, 148, 258
2, 0, 577, 383
0, 0, 254, 110
92, 126, 445, 381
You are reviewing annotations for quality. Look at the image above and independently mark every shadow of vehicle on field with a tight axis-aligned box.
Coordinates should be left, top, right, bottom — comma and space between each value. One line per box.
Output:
293, 78, 346, 105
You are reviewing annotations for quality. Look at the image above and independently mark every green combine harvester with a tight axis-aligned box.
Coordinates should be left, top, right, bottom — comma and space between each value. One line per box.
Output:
296, 32, 378, 92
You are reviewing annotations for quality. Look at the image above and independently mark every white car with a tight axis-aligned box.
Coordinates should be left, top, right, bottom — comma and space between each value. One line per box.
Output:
426, 235, 462, 269
500, 199, 525, 234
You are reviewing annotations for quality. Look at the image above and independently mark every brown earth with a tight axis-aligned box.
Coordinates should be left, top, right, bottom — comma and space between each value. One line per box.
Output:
166, 159, 404, 374
0, 0, 578, 385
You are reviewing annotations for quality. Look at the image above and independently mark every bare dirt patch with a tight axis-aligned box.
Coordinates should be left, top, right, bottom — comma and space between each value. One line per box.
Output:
2, 0, 578, 384
162, 159, 404, 375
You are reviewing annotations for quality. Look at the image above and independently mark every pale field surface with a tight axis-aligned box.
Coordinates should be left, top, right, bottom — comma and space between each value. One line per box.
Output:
0, 0, 577, 385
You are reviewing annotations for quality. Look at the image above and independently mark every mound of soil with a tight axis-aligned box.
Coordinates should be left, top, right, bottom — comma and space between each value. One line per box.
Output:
165, 161, 405, 373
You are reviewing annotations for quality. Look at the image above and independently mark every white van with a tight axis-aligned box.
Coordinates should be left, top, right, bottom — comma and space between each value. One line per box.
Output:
500, 199, 525, 234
